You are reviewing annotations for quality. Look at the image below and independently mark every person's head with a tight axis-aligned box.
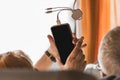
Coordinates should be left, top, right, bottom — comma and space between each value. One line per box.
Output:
0, 50, 33, 69
98, 26, 120, 77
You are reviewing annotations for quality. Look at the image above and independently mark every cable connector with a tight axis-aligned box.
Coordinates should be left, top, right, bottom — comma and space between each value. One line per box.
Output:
45, 10, 52, 13
56, 19, 61, 25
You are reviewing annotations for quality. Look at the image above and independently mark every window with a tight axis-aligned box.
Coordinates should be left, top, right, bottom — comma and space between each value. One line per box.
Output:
0, 0, 75, 64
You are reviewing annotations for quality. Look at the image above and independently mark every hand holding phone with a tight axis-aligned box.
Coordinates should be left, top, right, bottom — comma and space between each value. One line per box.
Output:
51, 23, 74, 64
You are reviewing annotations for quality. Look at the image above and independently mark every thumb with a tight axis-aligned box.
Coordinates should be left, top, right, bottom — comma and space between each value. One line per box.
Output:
47, 35, 55, 46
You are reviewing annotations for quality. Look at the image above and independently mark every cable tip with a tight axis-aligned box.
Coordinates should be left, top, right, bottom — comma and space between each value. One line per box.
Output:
45, 11, 52, 13
45, 8, 52, 10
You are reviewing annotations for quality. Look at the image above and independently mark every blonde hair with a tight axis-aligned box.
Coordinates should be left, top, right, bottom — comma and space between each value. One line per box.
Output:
0, 50, 33, 69
98, 26, 120, 76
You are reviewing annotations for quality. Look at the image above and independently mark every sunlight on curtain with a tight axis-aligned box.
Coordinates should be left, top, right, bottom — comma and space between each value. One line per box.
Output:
116, 0, 120, 26
110, 0, 120, 28
0, 0, 74, 65
110, 0, 116, 28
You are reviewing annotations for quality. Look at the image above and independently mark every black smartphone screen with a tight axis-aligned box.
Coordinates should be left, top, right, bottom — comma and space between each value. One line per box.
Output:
51, 23, 74, 64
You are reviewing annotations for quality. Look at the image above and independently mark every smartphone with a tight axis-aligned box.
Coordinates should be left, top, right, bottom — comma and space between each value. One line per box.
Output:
51, 23, 74, 64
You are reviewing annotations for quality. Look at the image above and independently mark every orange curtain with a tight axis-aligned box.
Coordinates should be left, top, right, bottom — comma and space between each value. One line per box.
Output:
78, 0, 110, 63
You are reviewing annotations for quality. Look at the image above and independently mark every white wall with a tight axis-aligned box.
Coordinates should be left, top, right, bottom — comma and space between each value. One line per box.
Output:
0, 0, 74, 65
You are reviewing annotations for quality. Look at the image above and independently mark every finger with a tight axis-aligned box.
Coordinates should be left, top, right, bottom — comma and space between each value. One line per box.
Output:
80, 61, 87, 71
66, 36, 85, 63
72, 38, 78, 44
72, 33, 76, 38
73, 36, 84, 52
68, 37, 84, 60
67, 48, 81, 62
47, 35, 56, 46
72, 33, 78, 44
67, 48, 83, 63
82, 61, 87, 67
81, 43, 87, 48
75, 49, 84, 61
79, 55, 85, 63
